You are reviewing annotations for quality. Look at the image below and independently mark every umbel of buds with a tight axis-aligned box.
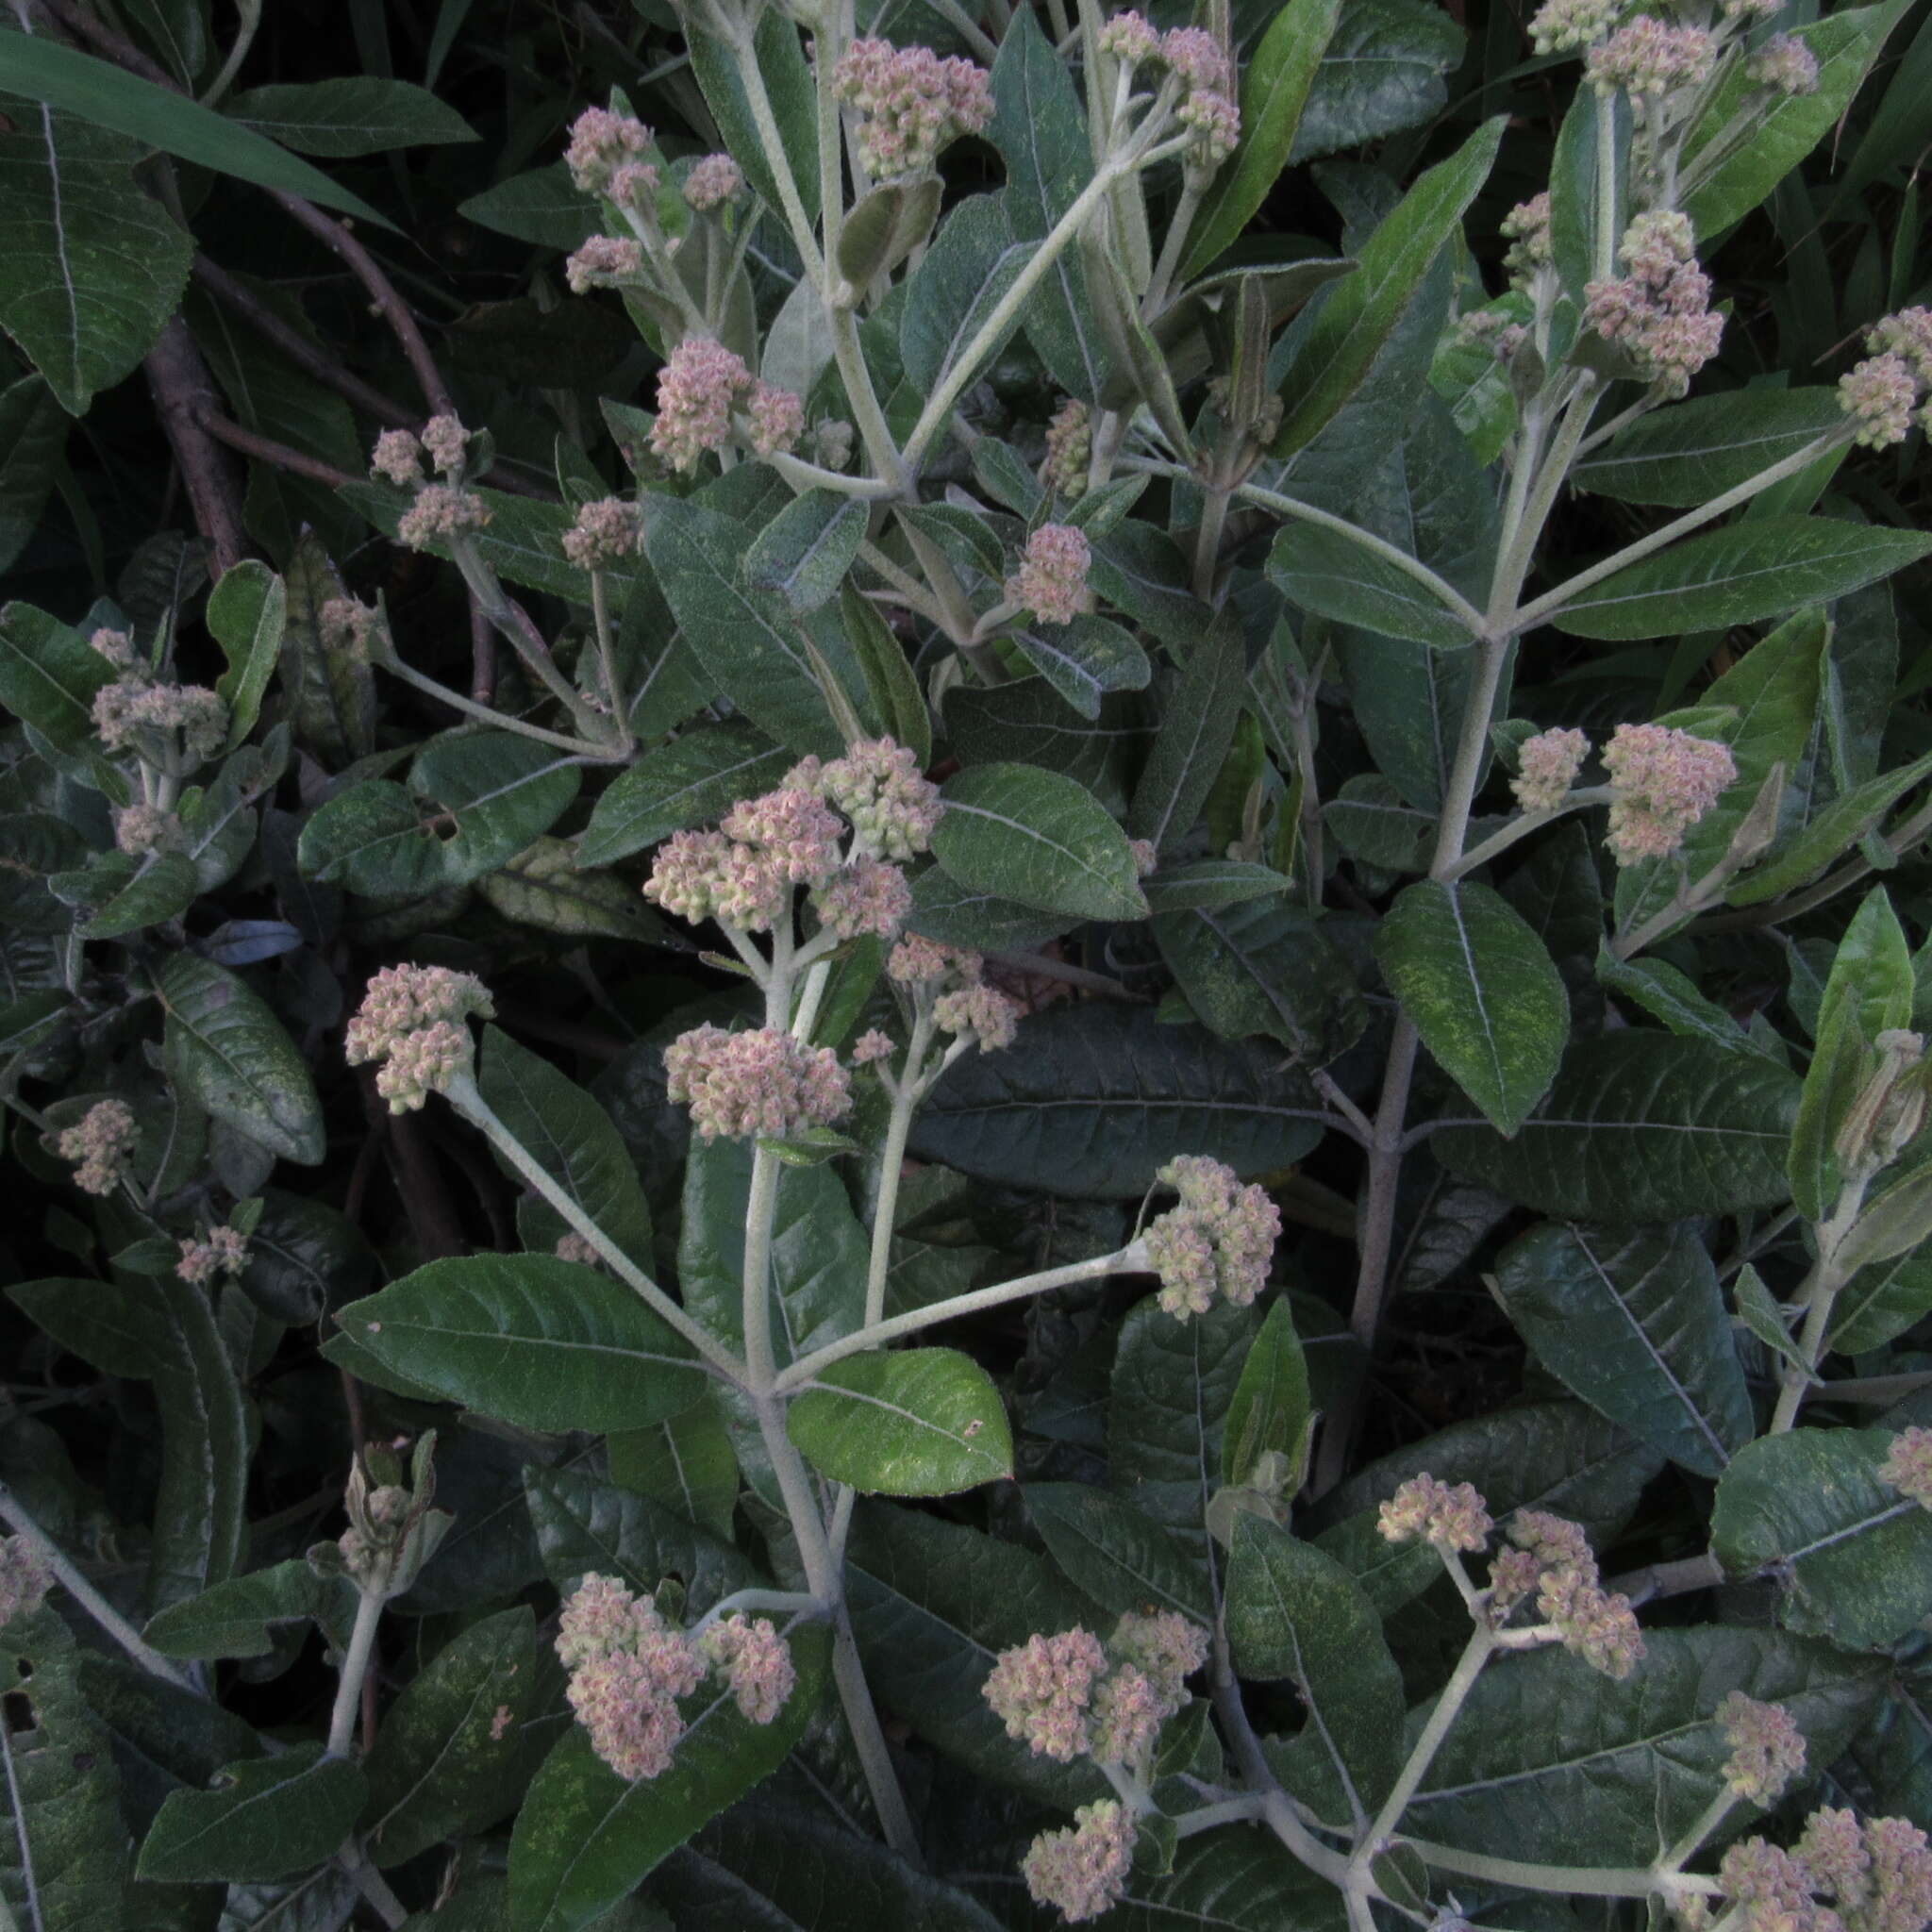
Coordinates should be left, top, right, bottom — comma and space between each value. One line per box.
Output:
649, 336, 804, 473
344, 964, 495, 1112
1713, 1809, 1932, 1932
176, 1225, 249, 1286
1584, 211, 1724, 394
0, 1532, 55, 1634
886, 936, 1024, 1053
1142, 1156, 1282, 1319
56, 1097, 139, 1196
830, 38, 992, 180
316, 1433, 454, 1602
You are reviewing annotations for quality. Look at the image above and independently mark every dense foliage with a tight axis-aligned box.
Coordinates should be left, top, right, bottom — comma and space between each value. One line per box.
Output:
2, 0, 1932, 1926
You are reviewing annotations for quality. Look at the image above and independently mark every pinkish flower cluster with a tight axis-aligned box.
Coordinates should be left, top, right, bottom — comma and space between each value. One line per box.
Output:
831, 38, 993, 180
420, 413, 470, 475
1044, 398, 1092, 495
649, 337, 802, 473
1009, 524, 1095, 626
883, 933, 1022, 1053
557, 1573, 707, 1781
57, 1099, 139, 1196
1601, 720, 1738, 864
397, 484, 491, 552
852, 1028, 895, 1065
811, 856, 913, 941
564, 107, 658, 209
1528, 0, 1620, 54
1840, 353, 1919, 449
1178, 85, 1241, 165
663, 1024, 851, 1141
1129, 838, 1158, 877
1747, 33, 1821, 93
371, 428, 424, 487
555, 1231, 603, 1268
1879, 1426, 1932, 1509
789, 737, 943, 860
1586, 17, 1718, 96
696, 1613, 797, 1724
560, 496, 643, 570
1023, 1800, 1137, 1924
1719, 1692, 1808, 1806
1496, 1507, 1645, 1678
1584, 211, 1724, 394
933, 982, 1022, 1052
683, 154, 744, 211
984, 1609, 1206, 1774
1378, 1474, 1495, 1554
1868, 308, 1932, 386
319, 597, 378, 659
1143, 1156, 1281, 1320
1511, 725, 1591, 812
90, 625, 140, 671
888, 934, 975, 985
565, 235, 643, 295
92, 680, 228, 765
0, 1534, 54, 1632
344, 964, 495, 1112
1097, 10, 1160, 67
176, 1226, 249, 1287
113, 804, 183, 857
1501, 192, 1554, 292
645, 828, 790, 930
720, 789, 846, 883
1718, 1811, 1932, 1932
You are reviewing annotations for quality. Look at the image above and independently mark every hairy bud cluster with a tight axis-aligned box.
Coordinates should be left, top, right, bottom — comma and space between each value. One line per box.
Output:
697, 1612, 799, 1724
113, 804, 185, 858
683, 153, 744, 211
344, 964, 494, 1112
831, 38, 992, 180
787, 737, 944, 860
1009, 524, 1095, 627
1527, 0, 1621, 55
1584, 211, 1724, 394
397, 483, 491, 552
57, 1098, 139, 1196
1838, 309, 1932, 447
1746, 33, 1821, 94
1044, 399, 1093, 495
565, 234, 643, 294
649, 336, 803, 473
885, 934, 1023, 1050
1377, 1474, 1495, 1553
1511, 725, 1591, 813
561, 496, 643, 569
319, 597, 379, 661
555, 1231, 603, 1269
1143, 1156, 1281, 1319
1500, 1507, 1646, 1677
1717, 1811, 1932, 1932
663, 1024, 850, 1141
565, 106, 658, 209
1585, 16, 1718, 97
90, 625, 229, 771
325, 1434, 452, 1600
1023, 1800, 1138, 1924
1879, 1426, 1932, 1510
176, 1225, 249, 1287
0, 1534, 54, 1633
1601, 720, 1738, 864
1719, 1691, 1809, 1806
1501, 192, 1554, 292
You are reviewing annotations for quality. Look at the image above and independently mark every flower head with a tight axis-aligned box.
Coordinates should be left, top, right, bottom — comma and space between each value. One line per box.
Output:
811, 857, 912, 941
651, 337, 753, 473
1143, 1156, 1280, 1319
1502, 192, 1554, 291
1108, 1608, 1208, 1708
113, 804, 183, 857
1023, 1801, 1136, 1924
983, 1626, 1108, 1760
832, 39, 992, 179
344, 964, 494, 1112
663, 1024, 851, 1141
1178, 87, 1241, 165
853, 1028, 896, 1065
1585, 211, 1724, 394
371, 429, 423, 487
1009, 524, 1094, 626
1879, 1426, 1932, 1510
561, 496, 643, 570
643, 828, 789, 931
1044, 399, 1092, 495
557, 1574, 707, 1782
718, 788, 845, 886
1505, 1509, 1645, 1677
1378, 1474, 1494, 1553
1840, 353, 1918, 450
791, 737, 942, 860
888, 933, 975, 985
1098, 11, 1159, 67
1747, 34, 1820, 94
91, 626, 141, 672
419, 414, 470, 476
1159, 26, 1233, 94
747, 381, 805, 459
92, 680, 229, 763
1869, 308, 1932, 391
1512, 726, 1591, 813
697, 1614, 796, 1724
1720, 1693, 1807, 1807
0, 1535, 54, 1632
176, 1226, 249, 1287
566, 107, 654, 198
57, 1099, 139, 1196
1527, 0, 1621, 54
397, 485, 491, 551
1586, 17, 1718, 96
566, 235, 643, 295
319, 598, 377, 659
684, 154, 745, 211
1601, 721, 1737, 864
556, 1231, 603, 1268
933, 982, 1022, 1052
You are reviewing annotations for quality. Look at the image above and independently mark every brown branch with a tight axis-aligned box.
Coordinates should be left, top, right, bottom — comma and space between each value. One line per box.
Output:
195, 407, 362, 490
143, 318, 250, 575
471, 594, 497, 708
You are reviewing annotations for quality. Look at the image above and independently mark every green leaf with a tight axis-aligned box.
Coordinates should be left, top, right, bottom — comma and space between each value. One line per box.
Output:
1595, 943, 1768, 1057
789, 1348, 1013, 1495
362, 1607, 537, 1868
1375, 879, 1569, 1137
1182, 0, 1341, 278
933, 762, 1145, 922
206, 559, 285, 748
1492, 1222, 1753, 1478
158, 955, 324, 1165
1683, 8, 1895, 235
1, 28, 393, 230
840, 583, 932, 766
507, 1629, 826, 1932
1324, 774, 1435, 872
1007, 613, 1151, 723
910, 1002, 1330, 1196
478, 838, 673, 942
1290, 0, 1463, 163
336, 1254, 704, 1433
225, 76, 477, 157
477, 1027, 653, 1272
1407, 1627, 1883, 1865
609, 1400, 740, 1542
0, 601, 116, 747
1712, 1426, 1932, 1651
1140, 861, 1293, 914
644, 497, 849, 758
1226, 1518, 1405, 1821
1436, 1034, 1800, 1221
744, 491, 870, 617
142, 1559, 351, 1661
137, 1742, 368, 1884
456, 163, 598, 250
577, 721, 790, 870
1266, 523, 1472, 648
1128, 625, 1245, 853
1154, 894, 1366, 1062
1571, 390, 1848, 508
1224, 1297, 1312, 1490
1829, 1254, 1932, 1355
900, 193, 1033, 397
522, 1465, 755, 1612
1271, 117, 1503, 457
1729, 752, 1932, 907
686, 11, 819, 225
1550, 519, 1932, 641
1024, 1482, 1211, 1622
79, 852, 200, 940
0, 375, 67, 575
8, 1276, 174, 1380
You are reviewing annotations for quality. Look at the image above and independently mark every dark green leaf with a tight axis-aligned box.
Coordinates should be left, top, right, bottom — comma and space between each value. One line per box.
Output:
934, 762, 1146, 922
0, 601, 116, 747
790, 1348, 1013, 1495
1571, 391, 1848, 508
1129, 625, 1245, 853
137, 1743, 367, 1884
225, 76, 477, 157
1025, 1482, 1210, 1622
522, 1465, 754, 1613
577, 722, 790, 869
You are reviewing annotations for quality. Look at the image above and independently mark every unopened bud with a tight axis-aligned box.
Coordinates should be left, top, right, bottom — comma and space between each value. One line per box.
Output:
1836, 1029, 1928, 1178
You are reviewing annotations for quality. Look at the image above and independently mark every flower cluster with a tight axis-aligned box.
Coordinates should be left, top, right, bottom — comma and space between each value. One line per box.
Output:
831, 38, 992, 180
397, 483, 491, 552
886, 935, 1024, 1051
1511, 725, 1591, 813
645, 788, 842, 931
561, 496, 643, 569
319, 596, 378, 660
663, 1024, 850, 1141
1879, 1426, 1932, 1509
176, 1226, 249, 1287
683, 153, 744, 211
984, 1609, 1208, 1773
0, 1533, 54, 1632
1840, 308, 1932, 447
373, 415, 471, 487
1719, 1692, 1808, 1806
555, 1231, 603, 1268
1716, 1811, 1932, 1932
648, 337, 803, 473
1022, 1800, 1138, 1924
1584, 211, 1724, 394
57, 1098, 139, 1196
113, 804, 184, 858
565, 234, 643, 295
343, 964, 495, 1112
1746, 33, 1821, 94
697, 1613, 798, 1724
90, 625, 229, 772
564, 106, 658, 210
1142, 1156, 1281, 1320
812, 857, 913, 941
1501, 192, 1554, 292
1009, 524, 1095, 626
1495, 1507, 1646, 1677
788, 737, 943, 861
1044, 398, 1092, 495
1601, 720, 1738, 864
1527, 0, 1621, 55
1377, 1474, 1495, 1553
557, 1574, 708, 1781
1585, 17, 1718, 97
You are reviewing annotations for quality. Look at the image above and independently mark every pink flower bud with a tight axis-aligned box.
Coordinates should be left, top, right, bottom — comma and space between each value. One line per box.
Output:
566, 235, 643, 294
561, 496, 643, 569
812, 857, 913, 941
932, 982, 1022, 1051
1511, 726, 1591, 813
396, 485, 491, 551
650, 336, 753, 474
1377, 1474, 1494, 1553
663, 1024, 852, 1141
565, 107, 654, 198
1719, 1692, 1807, 1806
684, 154, 745, 211
1044, 398, 1092, 495
419, 413, 470, 476
1010, 524, 1094, 627
1879, 1425, 1932, 1510
983, 1626, 1108, 1760
1144, 1156, 1280, 1319
1840, 353, 1918, 450
1601, 722, 1736, 865
176, 1226, 249, 1287
1022, 1801, 1136, 1924
832, 39, 992, 179
698, 1613, 796, 1724
370, 428, 423, 487
57, 1099, 139, 1197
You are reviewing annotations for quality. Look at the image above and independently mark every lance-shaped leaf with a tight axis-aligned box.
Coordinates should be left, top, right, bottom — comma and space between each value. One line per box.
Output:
137, 1743, 368, 1883
1267, 523, 1473, 648
1224, 1297, 1312, 1490
789, 1349, 1013, 1495
0, 601, 117, 748
206, 559, 285, 748
1571, 390, 1847, 507
932, 762, 1146, 922
578, 721, 790, 869
523, 1466, 754, 1613
1024, 1483, 1210, 1622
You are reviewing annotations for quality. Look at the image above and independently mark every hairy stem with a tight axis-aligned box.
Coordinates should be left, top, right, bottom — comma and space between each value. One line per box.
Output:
326, 1587, 385, 1758
1770, 1173, 1871, 1433
1356, 1624, 1496, 1857
1406, 1838, 1722, 1901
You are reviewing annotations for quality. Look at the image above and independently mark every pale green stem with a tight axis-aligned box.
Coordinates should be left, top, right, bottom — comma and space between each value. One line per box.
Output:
1488, 393, 1550, 631
1355, 1624, 1497, 1857
444, 1073, 745, 1379
1174, 1795, 1270, 1837
1443, 786, 1617, 881
767, 449, 900, 498
1143, 175, 1207, 319
342, 1851, 409, 1929
1658, 1789, 1738, 1876
864, 1008, 934, 1327
1770, 1173, 1871, 1433
199, 0, 260, 107
368, 658, 612, 759
689, 1587, 823, 1635
617, 207, 709, 338
1594, 86, 1619, 283
732, 20, 827, 290
1191, 485, 1231, 605
1511, 430, 1850, 632
741, 1143, 787, 1393
325, 1586, 385, 1758
773, 1241, 1149, 1394
860, 538, 953, 625
1490, 378, 1601, 625
1406, 1839, 1722, 1901
0, 1483, 202, 1695
590, 572, 631, 754
0, 1716, 41, 1928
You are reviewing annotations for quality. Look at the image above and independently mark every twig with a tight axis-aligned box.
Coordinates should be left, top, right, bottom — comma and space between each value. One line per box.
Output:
144, 318, 250, 573
195, 407, 361, 490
